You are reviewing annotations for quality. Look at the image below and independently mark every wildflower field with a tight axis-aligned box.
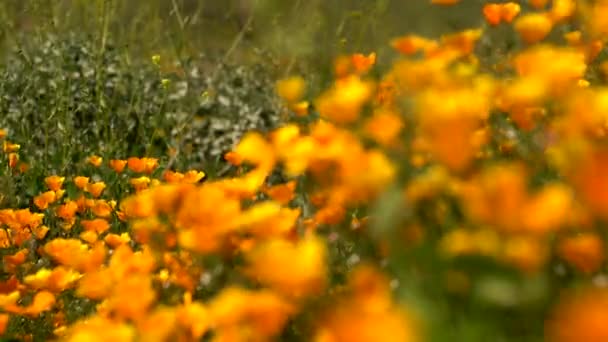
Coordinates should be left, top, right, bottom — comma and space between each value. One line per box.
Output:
3, 0, 608, 341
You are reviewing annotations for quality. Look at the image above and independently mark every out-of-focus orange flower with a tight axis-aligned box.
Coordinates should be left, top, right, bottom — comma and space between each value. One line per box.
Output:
263, 181, 297, 205
176, 184, 241, 253
44, 239, 106, 272
513, 46, 586, 97
3, 249, 28, 272
18, 291, 56, 316
558, 233, 604, 274
143, 158, 159, 174
416, 85, 490, 171
81, 219, 110, 234
176, 302, 210, 339
138, 307, 178, 342
483, 3, 521, 26
351, 52, 376, 74
550, 0, 576, 23
236, 202, 299, 239
56, 201, 78, 221
8, 153, 18, 169
483, 4, 503, 27
224, 151, 243, 166
104, 233, 130, 248
109, 159, 127, 173
17, 161, 28, 173
276, 76, 306, 103
163, 170, 184, 183
315, 265, 419, 342
290, 100, 310, 117
34, 191, 57, 210
33, 225, 49, 240
334, 55, 352, 78
127, 157, 146, 173
86, 182, 106, 198
24, 267, 81, 292
44, 175, 65, 191
514, 13, 553, 44
91, 200, 113, 217
245, 236, 326, 298
80, 231, 98, 244
440, 228, 501, 258
521, 184, 572, 234
182, 170, 205, 183
209, 287, 295, 340
458, 164, 528, 231
131, 176, 151, 192
73, 176, 89, 190
0, 229, 10, 248
571, 149, 608, 217
0, 291, 20, 309
391, 35, 437, 56
65, 316, 135, 342
106, 275, 156, 321
0, 313, 8, 336
316, 75, 374, 124
501, 235, 547, 273
3, 141, 20, 152
547, 288, 608, 342
363, 108, 404, 147
441, 28, 483, 55
77, 268, 113, 300
529, 0, 549, 9
87, 155, 103, 167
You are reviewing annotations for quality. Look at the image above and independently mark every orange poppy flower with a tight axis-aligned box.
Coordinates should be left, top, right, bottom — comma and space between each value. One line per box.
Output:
391, 35, 436, 55
91, 200, 113, 218
0, 313, 8, 336
80, 231, 98, 244
34, 191, 57, 210
131, 176, 151, 192
24, 267, 81, 292
143, 158, 159, 174
183, 170, 205, 183
316, 75, 374, 124
224, 151, 243, 166
264, 181, 297, 205
351, 52, 376, 74
23, 291, 56, 316
3, 141, 20, 152
276, 76, 306, 103
104, 233, 131, 248
558, 233, 604, 274
245, 236, 327, 298
73, 176, 89, 190
87, 155, 103, 167
86, 182, 106, 198
109, 159, 127, 173
163, 170, 184, 183
483, 3, 521, 26
8, 153, 18, 169
81, 219, 110, 234
44, 175, 65, 191
514, 13, 553, 44
208, 287, 295, 339
127, 157, 146, 173
547, 288, 608, 342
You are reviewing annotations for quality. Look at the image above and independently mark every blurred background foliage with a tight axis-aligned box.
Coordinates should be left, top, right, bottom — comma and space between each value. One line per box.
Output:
0, 1, 484, 76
